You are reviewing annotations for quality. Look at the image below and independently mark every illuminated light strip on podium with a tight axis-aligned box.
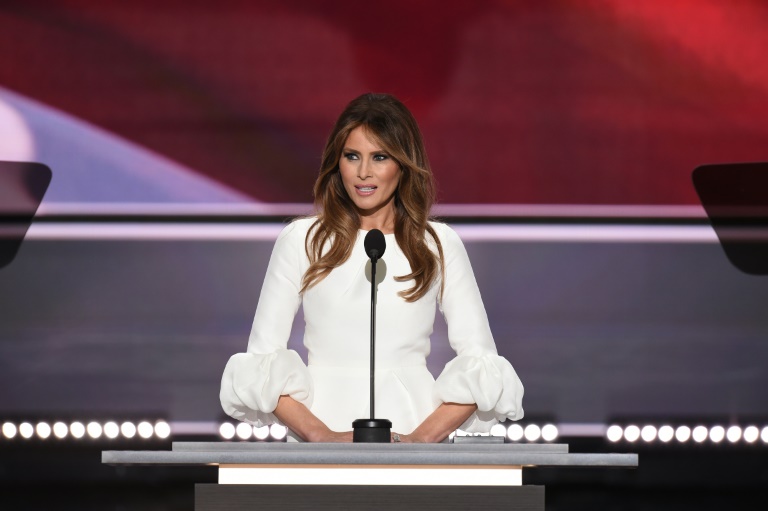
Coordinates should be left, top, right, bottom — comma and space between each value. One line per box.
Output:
217, 465, 523, 486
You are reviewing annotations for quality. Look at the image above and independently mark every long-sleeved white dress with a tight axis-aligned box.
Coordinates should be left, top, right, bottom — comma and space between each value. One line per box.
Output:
220, 217, 523, 437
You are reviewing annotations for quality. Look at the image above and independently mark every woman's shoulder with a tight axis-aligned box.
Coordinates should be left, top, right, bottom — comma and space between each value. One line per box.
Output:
279, 216, 318, 236
427, 219, 463, 246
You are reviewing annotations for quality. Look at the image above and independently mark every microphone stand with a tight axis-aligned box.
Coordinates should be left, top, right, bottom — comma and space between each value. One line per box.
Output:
352, 243, 392, 443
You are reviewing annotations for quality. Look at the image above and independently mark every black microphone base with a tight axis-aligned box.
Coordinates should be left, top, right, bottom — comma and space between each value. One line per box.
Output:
352, 418, 392, 443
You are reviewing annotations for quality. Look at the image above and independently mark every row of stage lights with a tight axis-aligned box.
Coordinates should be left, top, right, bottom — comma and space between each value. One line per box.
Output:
607, 424, 768, 445
1, 421, 171, 441
5, 420, 767, 445
216, 422, 559, 442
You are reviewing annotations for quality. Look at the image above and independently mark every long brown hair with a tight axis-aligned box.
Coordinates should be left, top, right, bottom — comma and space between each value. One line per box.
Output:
300, 92, 444, 302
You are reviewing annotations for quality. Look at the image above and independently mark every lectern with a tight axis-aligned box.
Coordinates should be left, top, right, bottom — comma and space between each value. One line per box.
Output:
103, 441, 637, 510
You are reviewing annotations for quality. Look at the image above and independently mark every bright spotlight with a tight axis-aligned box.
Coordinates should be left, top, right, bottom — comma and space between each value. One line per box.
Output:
70, 422, 86, 439
726, 426, 741, 443
692, 425, 708, 443
2, 422, 17, 439
761, 426, 768, 443
36, 422, 52, 439
658, 425, 674, 443
137, 421, 154, 439
541, 424, 558, 442
709, 425, 725, 443
121, 422, 136, 439
507, 424, 523, 441
219, 423, 235, 440
523, 424, 541, 442
87, 422, 103, 439
53, 422, 68, 439
606, 425, 623, 442
623, 425, 640, 442
19, 422, 34, 439
154, 421, 171, 439
270, 424, 287, 440
254, 425, 270, 440
743, 426, 759, 443
490, 424, 507, 437
640, 425, 657, 442
236, 422, 253, 440
675, 425, 691, 443
104, 422, 120, 439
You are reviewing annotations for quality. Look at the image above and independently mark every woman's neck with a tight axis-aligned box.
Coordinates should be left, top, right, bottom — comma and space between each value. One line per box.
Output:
358, 205, 396, 234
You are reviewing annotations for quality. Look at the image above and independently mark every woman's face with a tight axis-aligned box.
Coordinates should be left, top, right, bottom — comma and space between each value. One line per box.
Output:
339, 126, 401, 220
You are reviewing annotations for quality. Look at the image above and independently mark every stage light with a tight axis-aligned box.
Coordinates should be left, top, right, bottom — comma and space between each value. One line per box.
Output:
692, 426, 708, 443
623, 425, 640, 442
490, 424, 506, 437
709, 425, 725, 443
219, 423, 235, 440
87, 421, 103, 439
726, 426, 742, 443
658, 425, 674, 443
121, 422, 137, 439
104, 422, 120, 439
154, 421, 171, 439
524, 424, 541, 442
640, 425, 657, 442
19, 422, 34, 439
137, 421, 154, 439
270, 424, 287, 440
606, 425, 622, 442
254, 425, 270, 440
507, 424, 524, 441
36, 422, 52, 439
70, 422, 86, 439
761, 426, 768, 443
2, 422, 17, 439
53, 422, 68, 439
743, 426, 759, 443
675, 425, 691, 443
235, 422, 253, 440
541, 424, 558, 441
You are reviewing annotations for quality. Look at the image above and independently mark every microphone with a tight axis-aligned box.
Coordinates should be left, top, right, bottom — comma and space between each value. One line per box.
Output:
352, 229, 392, 443
364, 228, 386, 261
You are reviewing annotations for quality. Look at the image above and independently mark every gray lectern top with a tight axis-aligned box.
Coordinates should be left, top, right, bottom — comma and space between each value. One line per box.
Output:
102, 441, 638, 468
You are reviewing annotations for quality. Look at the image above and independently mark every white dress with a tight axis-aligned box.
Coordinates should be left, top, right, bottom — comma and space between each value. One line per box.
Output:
220, 217, 524, 437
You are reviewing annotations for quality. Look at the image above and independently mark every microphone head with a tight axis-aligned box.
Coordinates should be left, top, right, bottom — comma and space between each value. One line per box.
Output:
364, 229, 386, 260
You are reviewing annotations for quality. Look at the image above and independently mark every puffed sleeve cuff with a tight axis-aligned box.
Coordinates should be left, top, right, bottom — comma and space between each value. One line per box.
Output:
219, 349, 313, 427
433, 354, 524, 433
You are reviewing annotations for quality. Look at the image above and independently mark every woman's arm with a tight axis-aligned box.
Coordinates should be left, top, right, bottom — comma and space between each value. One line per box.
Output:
273, 395, 353, 442
396, 402, 477, 443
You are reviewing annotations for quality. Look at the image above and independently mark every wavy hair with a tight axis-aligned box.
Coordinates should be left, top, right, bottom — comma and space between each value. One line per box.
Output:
300, 92, 444, 302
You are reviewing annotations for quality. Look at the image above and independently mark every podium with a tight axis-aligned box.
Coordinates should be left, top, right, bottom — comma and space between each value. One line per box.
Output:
102, 441, 637, 510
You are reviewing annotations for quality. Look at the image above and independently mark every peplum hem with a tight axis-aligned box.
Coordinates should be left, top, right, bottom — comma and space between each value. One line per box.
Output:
219, 349, 313, 427
433, 354, 524, 433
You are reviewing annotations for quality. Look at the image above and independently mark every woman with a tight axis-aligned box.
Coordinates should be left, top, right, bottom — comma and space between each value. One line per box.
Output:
220, 93, 523, 442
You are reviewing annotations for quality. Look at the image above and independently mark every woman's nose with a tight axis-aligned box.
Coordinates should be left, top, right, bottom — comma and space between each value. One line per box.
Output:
357, 159, 373, 179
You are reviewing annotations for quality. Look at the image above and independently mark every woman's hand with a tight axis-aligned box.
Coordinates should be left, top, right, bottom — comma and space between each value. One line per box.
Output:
391, 432, 426, 443
274, 395, 353, 442
393, 403, 478, 443
314, 430, 354, 443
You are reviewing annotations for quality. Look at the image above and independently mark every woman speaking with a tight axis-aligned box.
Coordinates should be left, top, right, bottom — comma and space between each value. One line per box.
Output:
220, 93, 523, 442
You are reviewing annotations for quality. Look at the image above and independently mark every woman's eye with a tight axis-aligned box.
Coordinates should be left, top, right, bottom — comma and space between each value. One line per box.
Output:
343, 153, 359, 160
373, 154, 388, 161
